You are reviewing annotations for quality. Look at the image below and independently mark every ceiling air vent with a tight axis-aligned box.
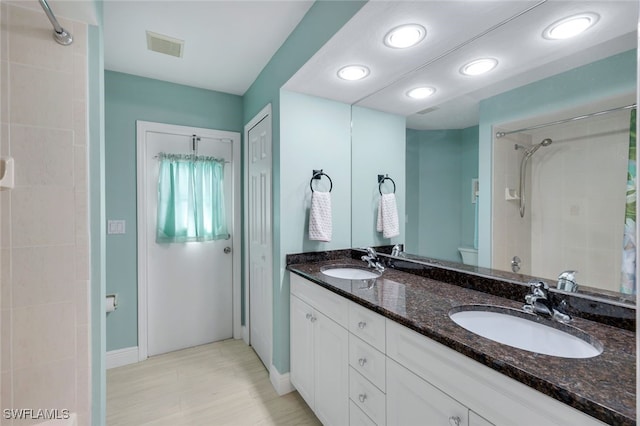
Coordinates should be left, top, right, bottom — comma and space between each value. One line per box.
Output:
416, 106, 439, 115
146, 31, 184, 58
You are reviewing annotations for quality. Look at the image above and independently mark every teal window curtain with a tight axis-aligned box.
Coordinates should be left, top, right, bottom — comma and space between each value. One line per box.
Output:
621, 109, 636, 295
156, 154, 228, 243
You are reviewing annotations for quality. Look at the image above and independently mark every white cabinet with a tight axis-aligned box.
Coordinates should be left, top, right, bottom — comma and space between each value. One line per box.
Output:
290, 295, 316, 405
387, 358, 468, 426
289, 273, 605, 426
290, 275, 349, 426
314, 309, 349, 425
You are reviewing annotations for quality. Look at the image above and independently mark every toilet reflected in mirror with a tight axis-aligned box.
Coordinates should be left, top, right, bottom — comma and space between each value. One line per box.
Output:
458, 247, 478, 266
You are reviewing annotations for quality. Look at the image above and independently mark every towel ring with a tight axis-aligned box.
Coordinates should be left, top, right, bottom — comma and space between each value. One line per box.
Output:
310, 170, 333, 193
378, 176, 396, 195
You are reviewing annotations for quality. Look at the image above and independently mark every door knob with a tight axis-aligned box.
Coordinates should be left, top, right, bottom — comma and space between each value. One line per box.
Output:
224, 247, 232, 254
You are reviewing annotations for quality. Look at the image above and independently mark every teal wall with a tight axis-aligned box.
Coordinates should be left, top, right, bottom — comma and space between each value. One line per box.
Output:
280, 90, 352, 253
405, 127, 479, 262
351, 105, 406, 248
460, 126, 479, 249
242, 0, 366, 375
89, 0, 106, 422
477, 49, 637, 267
104, 71, 243, 351
405, 131, 420, 253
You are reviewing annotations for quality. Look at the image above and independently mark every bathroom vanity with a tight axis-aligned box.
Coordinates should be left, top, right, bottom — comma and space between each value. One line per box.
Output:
287, 251, 635, 426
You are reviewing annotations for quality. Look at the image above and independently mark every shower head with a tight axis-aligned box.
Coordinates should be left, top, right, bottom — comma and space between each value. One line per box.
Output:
525, 138, 552, 156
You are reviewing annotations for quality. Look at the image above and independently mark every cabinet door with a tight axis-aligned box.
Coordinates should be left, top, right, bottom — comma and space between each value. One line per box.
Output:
290, 295, 315, 408
314, 310, 349, 426
387, 359, 468, 426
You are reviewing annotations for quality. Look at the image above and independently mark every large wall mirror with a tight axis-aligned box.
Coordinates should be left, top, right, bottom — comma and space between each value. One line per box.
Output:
284, 0, 637, 304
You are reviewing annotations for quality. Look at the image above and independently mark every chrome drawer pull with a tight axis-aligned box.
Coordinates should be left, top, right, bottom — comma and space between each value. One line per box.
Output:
305, 313, 312, 320
358, 321, 367, 329
449, 416, 461, 426
358, 358, 367, 367
358, 394, 367, 403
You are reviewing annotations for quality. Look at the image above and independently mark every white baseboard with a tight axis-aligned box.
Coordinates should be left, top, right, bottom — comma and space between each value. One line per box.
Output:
106, 346, 139, 369
270, 366, 294, 396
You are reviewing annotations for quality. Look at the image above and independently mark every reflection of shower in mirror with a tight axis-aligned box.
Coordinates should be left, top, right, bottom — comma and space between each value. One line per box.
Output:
516, 138, 553, 218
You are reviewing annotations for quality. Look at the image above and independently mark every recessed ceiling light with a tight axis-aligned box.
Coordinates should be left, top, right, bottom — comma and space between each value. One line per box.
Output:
406, 87, 435, 99
460, 58, 498, 76
543, 13, 599, 40
384, 24, 426, 49
337, 65, 370, 81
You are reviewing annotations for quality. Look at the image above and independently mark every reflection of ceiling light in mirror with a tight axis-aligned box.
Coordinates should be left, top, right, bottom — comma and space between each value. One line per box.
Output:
407, 87, 435, 99
543, 13, 599, 40
337, 65, 370, 81
460, 58, 498, 76
384, 24, 426, 49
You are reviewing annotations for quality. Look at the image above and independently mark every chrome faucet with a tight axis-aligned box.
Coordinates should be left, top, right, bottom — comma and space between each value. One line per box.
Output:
361, 247, 385, 273
557, 270, 578, 292
391, 244, 402, 257
523, 281, 571, 323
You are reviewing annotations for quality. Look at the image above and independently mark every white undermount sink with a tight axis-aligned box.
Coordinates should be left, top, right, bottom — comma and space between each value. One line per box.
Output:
449, 306, 602, 359
320, 265, 381, 280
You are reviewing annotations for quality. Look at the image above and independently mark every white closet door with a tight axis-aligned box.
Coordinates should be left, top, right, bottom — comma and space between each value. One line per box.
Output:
248, 113, 273, 369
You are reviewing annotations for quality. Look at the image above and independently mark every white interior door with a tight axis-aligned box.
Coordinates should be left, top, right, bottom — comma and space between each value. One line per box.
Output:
144, 127, 234, 357
248, 112, 272, 369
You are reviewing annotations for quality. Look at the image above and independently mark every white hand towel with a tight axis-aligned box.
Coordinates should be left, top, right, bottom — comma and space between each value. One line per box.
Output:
309, 191, 332, 242
377, 193, 399, 238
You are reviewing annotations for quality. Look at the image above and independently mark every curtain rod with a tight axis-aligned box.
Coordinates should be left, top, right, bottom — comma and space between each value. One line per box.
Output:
495, 103, 637, 138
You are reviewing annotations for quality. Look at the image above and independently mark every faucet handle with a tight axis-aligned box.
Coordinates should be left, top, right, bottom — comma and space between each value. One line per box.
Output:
528, 280, 549, 298
529, 280, 548, 290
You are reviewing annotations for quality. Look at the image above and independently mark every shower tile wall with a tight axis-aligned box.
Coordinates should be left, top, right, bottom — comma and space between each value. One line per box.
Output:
0, 2, 90, 425
530, 113, 628, 291
492, 111, 629, 291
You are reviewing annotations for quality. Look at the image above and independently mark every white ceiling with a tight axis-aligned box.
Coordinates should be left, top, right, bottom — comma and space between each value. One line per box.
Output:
284, 1, 638, 130
103, 0, 314, 95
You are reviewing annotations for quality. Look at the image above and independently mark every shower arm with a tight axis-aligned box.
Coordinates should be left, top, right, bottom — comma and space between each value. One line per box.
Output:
38, 0, 73, 46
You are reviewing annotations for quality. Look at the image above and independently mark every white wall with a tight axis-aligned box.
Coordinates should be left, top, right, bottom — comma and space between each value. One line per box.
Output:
0, 3, 91, 424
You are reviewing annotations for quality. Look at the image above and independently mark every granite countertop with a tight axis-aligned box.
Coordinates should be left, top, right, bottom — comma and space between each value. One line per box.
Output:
287, 256, 636, 426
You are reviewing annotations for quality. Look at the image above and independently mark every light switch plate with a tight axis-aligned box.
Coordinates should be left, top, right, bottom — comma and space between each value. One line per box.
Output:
108, 220, 126, 235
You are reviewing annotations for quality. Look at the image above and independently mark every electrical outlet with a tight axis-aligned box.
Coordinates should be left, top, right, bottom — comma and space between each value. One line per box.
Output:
107, 220, 126, 235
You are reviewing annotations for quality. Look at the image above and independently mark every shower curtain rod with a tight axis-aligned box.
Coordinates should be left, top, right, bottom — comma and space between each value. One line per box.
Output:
495, 103, 637, 138
38, 0, 73, 46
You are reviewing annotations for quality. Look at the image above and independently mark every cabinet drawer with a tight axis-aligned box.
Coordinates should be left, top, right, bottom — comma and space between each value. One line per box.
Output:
386, 358, 467, 426
350, 401, 377, 426
349, 367, 386, 426
349, 302, 385, 352
291, 274, 348, 326
349, 334, 386, 392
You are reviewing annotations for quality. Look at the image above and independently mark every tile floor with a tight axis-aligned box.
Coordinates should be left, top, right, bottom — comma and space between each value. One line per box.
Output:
107, 339, 320, 426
